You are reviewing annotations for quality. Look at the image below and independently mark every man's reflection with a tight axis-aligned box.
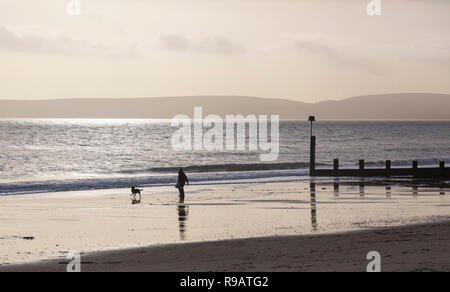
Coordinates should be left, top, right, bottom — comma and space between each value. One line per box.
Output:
178, 196, 189, 241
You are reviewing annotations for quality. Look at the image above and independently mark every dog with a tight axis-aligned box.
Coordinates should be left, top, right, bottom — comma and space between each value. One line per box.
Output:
131, 186, 142, 196
131, 186, 143, 203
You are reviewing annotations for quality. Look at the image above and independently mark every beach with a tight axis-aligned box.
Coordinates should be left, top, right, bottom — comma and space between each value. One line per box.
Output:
2, 221, 450, 272
0, 178, 449, 271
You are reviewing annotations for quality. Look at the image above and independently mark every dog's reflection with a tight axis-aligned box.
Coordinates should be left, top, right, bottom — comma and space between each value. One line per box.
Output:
178, 197, 189, 241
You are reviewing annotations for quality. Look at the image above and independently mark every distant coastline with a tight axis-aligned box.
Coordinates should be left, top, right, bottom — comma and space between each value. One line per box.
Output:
1, 93, 449, 120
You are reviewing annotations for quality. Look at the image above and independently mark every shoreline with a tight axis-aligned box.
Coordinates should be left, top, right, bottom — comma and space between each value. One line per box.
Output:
1, 174, 448, 198
1, 220, 449, 272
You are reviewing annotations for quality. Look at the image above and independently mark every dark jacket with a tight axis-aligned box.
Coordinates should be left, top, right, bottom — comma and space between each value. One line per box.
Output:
178, 171, 189, 187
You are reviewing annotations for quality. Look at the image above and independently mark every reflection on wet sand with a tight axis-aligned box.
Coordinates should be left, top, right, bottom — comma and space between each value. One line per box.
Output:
413, 185, 419, 197
327, 179, 449, 198
0, 178, 448, 265
310, 183, 318, 232
178, 196, 189, 241
334, 181, 339, 197
386, 185, 392, 197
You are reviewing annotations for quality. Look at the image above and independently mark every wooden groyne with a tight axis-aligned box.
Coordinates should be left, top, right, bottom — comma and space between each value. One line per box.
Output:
308, 118, 449, 179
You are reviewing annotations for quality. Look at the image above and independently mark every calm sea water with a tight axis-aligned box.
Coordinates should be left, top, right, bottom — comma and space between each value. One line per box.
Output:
0, 119, 449, 195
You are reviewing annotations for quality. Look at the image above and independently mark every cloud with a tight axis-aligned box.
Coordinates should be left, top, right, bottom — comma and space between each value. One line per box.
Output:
284, 33, 354, 60
159, 34, 190, 52
294, 41, 342, 60
295, 40, 379, 74
159, 34, 244, 55
408, 33, 450, 64
281, 33, 380, 74
0, 25, 138, 59
285, 31, 450, 67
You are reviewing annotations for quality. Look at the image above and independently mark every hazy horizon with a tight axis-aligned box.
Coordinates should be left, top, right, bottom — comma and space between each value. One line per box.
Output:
1, 93, 449, 120
1, 0, 450, 103
1, 92, 450, 104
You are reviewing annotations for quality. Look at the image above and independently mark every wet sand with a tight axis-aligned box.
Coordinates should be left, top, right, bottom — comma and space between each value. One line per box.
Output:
0, 178, 449, 270
2, 220, 450, 272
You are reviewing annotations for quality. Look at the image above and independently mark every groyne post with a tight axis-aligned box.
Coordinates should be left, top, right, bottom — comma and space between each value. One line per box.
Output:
333, 159, 339, 174
386, 160, 391, 170
310, 136, 316, 175
359, 160, 365, 170
412, 161, 418, 177
309, 116, 316, 175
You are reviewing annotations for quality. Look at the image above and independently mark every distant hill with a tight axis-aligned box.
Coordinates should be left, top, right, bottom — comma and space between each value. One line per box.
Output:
313, 93, 450, 120
0, 93, 449, 120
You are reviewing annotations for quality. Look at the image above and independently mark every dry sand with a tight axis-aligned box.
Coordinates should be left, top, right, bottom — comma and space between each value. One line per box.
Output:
1, 221, 449, 272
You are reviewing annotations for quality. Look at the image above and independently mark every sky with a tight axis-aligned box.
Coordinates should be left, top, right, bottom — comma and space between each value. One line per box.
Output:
0, 0, 449, 103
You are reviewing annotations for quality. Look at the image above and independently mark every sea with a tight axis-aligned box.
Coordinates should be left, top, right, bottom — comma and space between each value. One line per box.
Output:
0, 119, 449, 195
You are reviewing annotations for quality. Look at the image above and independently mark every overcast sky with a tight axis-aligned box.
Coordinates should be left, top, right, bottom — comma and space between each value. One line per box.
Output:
0, 0, 449, 102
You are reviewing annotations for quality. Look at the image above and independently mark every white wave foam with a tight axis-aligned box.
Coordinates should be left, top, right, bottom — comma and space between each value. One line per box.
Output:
0, 169, 309, 196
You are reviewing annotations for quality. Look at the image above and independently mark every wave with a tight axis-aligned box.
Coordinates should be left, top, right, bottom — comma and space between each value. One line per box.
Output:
1, 158, 448, 196
0, 169, 309, 196
118, 162, 322, 174
121, 157, 449, 175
